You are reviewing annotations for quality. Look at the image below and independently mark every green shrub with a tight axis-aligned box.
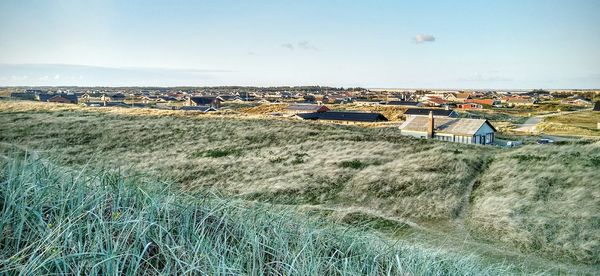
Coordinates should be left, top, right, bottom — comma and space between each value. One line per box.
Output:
339, 159, 368, 169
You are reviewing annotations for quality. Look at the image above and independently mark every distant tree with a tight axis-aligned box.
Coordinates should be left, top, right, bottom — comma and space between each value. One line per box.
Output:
531, 89, 550, 94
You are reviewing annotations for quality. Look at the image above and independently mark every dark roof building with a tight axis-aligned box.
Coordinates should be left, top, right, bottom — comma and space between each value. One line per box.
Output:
37, 93, 54, 102
180, 105, 218, 112
37, 93, 78, 104
10, 93, 36, 100
296, 111, 388, 122
386, 101, 423, 107
404, 108, 458, 118
188, 96, 222, 107
82, 102, 130, 108
48, 94, 78, 104
594, 101, 600, 112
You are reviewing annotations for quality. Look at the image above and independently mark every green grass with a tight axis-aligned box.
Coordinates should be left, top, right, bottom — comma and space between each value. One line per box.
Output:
0, 155, 514, 275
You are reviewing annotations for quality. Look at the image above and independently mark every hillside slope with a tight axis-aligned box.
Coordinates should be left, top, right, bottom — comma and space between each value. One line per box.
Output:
1, 100, 598, 270
1, 155, 514, 275
468, 143, 600, 264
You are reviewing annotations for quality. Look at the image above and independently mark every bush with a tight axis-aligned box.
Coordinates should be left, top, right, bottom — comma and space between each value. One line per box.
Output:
339, 159, 368, 169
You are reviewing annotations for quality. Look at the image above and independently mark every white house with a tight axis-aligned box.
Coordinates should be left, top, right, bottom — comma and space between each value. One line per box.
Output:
399, 111, 496, 145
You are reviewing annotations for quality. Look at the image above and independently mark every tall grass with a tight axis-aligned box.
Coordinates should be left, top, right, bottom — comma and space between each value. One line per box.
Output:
468, 142, 600, 264
0, 155, 513, 275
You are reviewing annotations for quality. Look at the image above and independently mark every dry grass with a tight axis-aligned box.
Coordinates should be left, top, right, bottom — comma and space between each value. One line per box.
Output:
468, 142, 600, 264
538, 111, 600, 137
1, 100, 599, 269
0, 100, 485, 221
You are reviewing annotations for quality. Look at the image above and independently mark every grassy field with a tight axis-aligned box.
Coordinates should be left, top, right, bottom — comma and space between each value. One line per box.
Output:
538, 111, 600, 137
1, 100, 599, 273
1, 155, 515, 275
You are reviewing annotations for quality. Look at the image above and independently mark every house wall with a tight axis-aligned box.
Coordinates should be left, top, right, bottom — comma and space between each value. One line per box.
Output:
400, 123, 495, 145
474, 123, 495, 144
400, 130, 428, 139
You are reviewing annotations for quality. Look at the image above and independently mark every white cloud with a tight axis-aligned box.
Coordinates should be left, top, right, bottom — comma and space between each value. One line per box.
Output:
281, 43, 295, 50
414, 34, 435, 44
281, 41, 318, 51
297, 40, 318, 50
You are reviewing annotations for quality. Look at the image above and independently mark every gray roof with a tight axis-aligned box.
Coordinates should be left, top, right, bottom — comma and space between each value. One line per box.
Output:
404, 108, 457, 117
180, 105, 217, 112
399, 116, 496, 136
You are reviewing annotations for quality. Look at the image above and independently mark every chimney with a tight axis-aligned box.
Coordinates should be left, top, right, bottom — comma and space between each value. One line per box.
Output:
427, 111, 434, 139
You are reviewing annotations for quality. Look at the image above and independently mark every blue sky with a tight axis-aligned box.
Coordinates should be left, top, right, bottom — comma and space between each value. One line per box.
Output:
1, 0, 599, 88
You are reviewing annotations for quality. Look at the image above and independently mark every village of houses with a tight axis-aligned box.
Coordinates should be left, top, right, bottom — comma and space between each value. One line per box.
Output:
4, 87, 600, 146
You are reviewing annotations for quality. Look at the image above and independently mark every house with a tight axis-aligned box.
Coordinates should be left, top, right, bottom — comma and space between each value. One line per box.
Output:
399, 111, 496, 145
47, 94, 78, 104
180, 105, 218, 112
424, 98, 450, 107
10, 93, 36, 101
81, 101, 130, 108
561, 97, 592, 106
36, 93, 77, 104
593, 101, 600, 112
99, 94, 127, 102
503, 97, 536, 106
78, 92, 103, 102
404, 108, 459, 118
386, 101, 423, 107
286, 104, 329, 114
37, 93, 55, 102
296, 111, 388, 123
457, 103, 483, 110
466, 99, 496, 106
353, 98, 385, 106
454, 92, 473, 102
187, 96, 222, 108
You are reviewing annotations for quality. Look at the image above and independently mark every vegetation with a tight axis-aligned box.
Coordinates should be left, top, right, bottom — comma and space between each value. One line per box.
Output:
468, 143, 600, 264
0, 155, 513, 275
0, 101, 487, 221
1, 100, 599, 273
538, 111, 600, 137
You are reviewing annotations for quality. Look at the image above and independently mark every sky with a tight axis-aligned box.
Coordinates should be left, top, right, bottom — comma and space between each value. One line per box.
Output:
0, 0, 599, 89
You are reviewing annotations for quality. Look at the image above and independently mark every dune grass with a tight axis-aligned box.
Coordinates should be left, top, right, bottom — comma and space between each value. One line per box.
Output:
468, 142, 600, 264
0, 155, 515, 275
538, 111, 600, 137
1, 100, 599, 270
0, 100, 488, 221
